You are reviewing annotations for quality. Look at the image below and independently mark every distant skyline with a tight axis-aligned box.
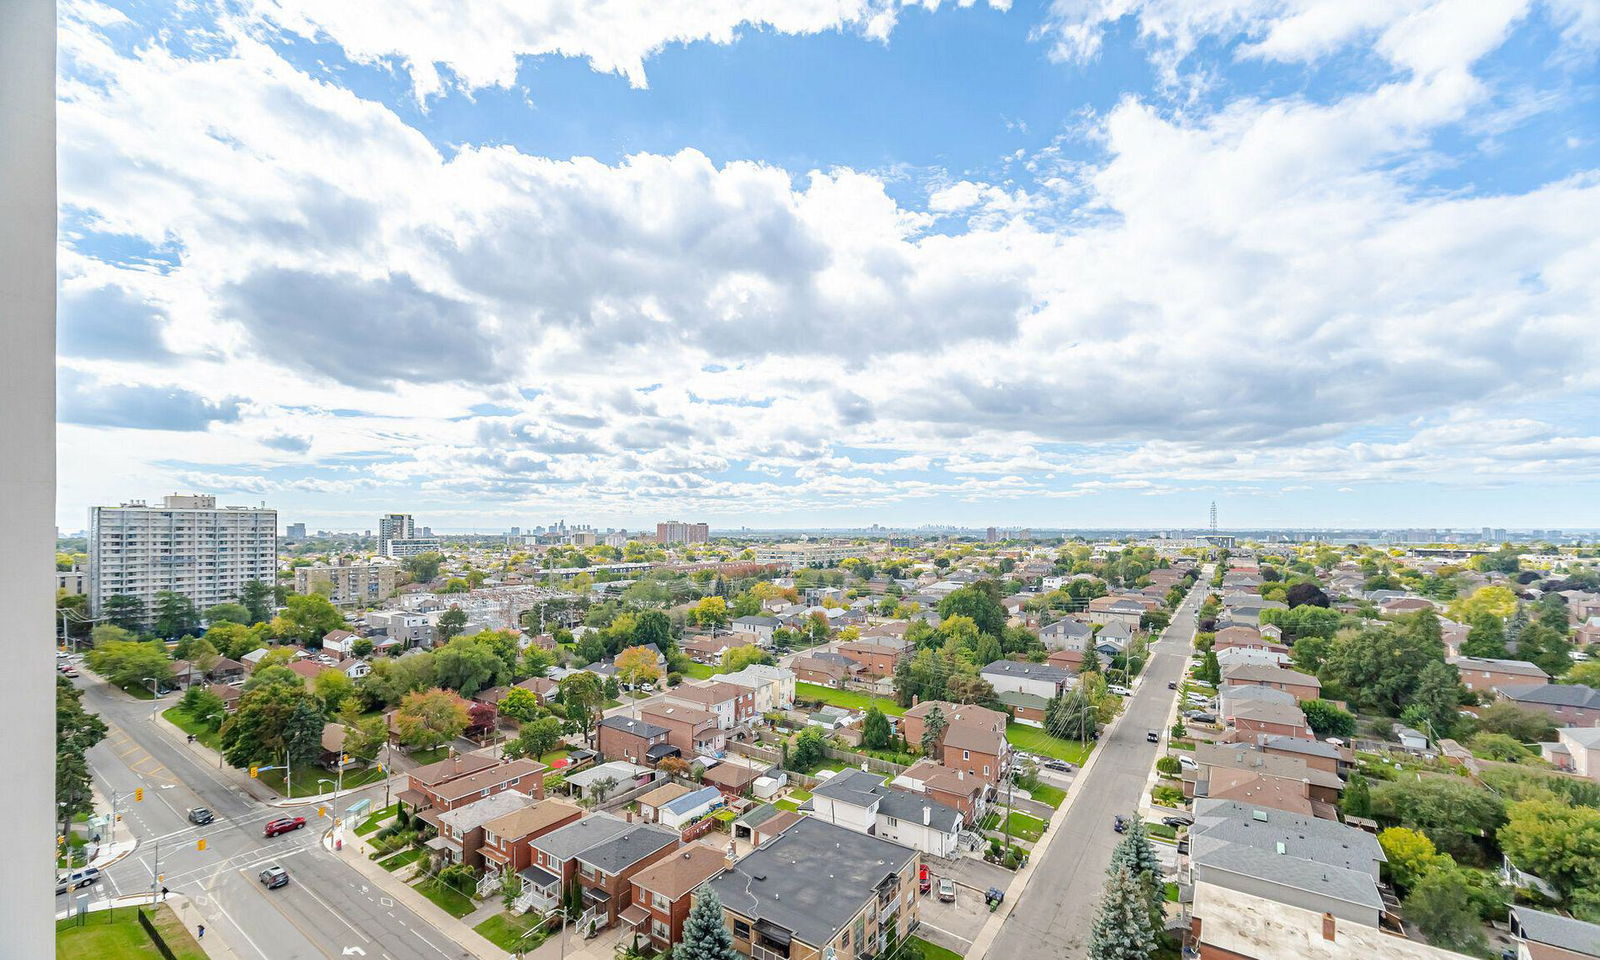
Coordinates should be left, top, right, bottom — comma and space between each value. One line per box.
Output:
56, 1, 1600, 530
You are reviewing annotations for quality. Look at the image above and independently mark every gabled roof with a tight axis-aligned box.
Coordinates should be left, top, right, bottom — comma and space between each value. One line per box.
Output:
530, 813, 634, 861
1513, 906, 1600, 957
981, 660, 1070, 682
1193, 841, 1382, 912
1503, 684, 1600, 709
659, 786, 723, 817
438, 789, 535, 835
1448, 656, 1550, 680
575, 824, 678, 874
600, 715, 669, 739
481, 799, 583, 841
631, 843, 728, 901
430, 759, 545, 802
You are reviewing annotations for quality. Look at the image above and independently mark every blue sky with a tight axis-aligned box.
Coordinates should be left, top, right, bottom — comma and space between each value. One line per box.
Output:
54, 0, 1600, 532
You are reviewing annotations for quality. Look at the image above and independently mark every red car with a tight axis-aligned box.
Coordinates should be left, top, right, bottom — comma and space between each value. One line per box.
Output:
263, 816, 306, 837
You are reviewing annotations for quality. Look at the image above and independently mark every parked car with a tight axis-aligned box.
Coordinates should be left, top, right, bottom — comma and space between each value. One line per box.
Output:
919, 864, 930, 894
1185, 693, 1211, 705
55, 868, 101, 895
1108, 685, 1133, 696
937, 878, 956, 902
1042, 759, 1073, 773
187, 807, 214, 825
62, 668, 79, 678
1190, 713, 1216, 724
1161, 815, 1194, 828
1146, 730, 1160, 743
1113, 815, 1128, 833
1178, 755, 1198, 770
258, 865, 290, 889
263, 816, 306, 838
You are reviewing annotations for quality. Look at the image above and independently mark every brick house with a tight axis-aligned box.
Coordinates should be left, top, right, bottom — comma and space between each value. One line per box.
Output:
597, 715, 673, 766
397, 753, 502, 811
792, 655, 860, 686
640, 702, 725, 756
892, 760, 987, 823
901, 701, 1010, 787
520, 814, 635, 915
1224, 700, 1311, 739
1221, 663, 1322, 701
515, 676, 560, 703
635, 782, 693, 824
1501, 684, 1600, 728
571, 824, 680, 931
405, 758, 546, 813
431, 789, 536, 868
1448, 657, 1550, 696
834, 640, 906, 677
664, 681, 755, 729
478, 799, 585, 875
625, 843, 729, 950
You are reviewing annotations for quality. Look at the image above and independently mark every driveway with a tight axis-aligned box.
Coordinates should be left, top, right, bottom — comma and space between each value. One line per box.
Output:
915, 881, 992, 954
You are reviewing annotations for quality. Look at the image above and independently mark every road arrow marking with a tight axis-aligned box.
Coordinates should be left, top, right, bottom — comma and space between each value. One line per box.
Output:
342, 948, 366, 956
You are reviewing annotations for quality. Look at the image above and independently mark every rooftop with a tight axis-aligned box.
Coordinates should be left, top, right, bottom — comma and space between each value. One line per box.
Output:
575, 823, 678, 874
530, 813, 635, 862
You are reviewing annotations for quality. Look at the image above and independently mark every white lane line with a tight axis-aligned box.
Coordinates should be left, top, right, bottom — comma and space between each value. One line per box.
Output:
294, 875, 374, 943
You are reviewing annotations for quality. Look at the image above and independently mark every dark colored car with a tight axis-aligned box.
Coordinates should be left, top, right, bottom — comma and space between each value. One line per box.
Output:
1113, 815, 1128, 833
1167, 680, 1177, 690
263, 816, 306, 837
258, 865, 289, 889
187, 807, 214, 825
1146, 730, 1160, 743
1162, 815, 1194, 828
1042, 759, 1073, 773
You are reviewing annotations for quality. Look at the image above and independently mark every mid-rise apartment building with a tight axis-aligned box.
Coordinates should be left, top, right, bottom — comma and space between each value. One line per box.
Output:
293, 562, 399, 605
379, 512, 441, 558
752, 541, 870, 567
88, 494, 277, 624
656, 521, 709, 544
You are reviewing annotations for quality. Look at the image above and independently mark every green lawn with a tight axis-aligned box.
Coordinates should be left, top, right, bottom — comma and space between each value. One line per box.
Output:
910, 937, 964, 960
998, 811, 1047, 843
1006, 724, 1093, 764
1164, 882, 1180, 903
474, 912, 549, 952
378, 848, 425, 872
1146, 823, 1178, 840
257, 764, 388, 799
56, 905, 207, 960
406, 745, 451, 766
355, 803, 398, 835
794, 683, 907, 715
412, 877, 477, 918
162, 706, 221, 750
774, 799, 800, 812
1025, 782, 1066, 808
680, 662, 717, 680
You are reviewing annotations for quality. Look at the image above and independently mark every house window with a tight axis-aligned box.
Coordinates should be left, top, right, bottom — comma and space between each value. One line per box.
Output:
733, 920, 751, 941
509, 777, 521, 786
963, 750, 970, 760
984, 765, 990, 776
654, 892, 669, 911
885, 816, 897, 827
653, 919, 670, 941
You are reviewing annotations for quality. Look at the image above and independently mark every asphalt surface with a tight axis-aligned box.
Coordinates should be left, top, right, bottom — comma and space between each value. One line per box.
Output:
983, 571, 1207, 960
70, 674, 478, 960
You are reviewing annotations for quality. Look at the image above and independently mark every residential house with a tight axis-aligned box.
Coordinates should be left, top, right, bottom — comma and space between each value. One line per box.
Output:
980, 660, 1071, 699
1094, 621, 1135, 656
809, 768, 964, 858
316, 723, 359, 771
708, 817, 920, 960
204, 682, 242, 713
1085, 595, 1146, 629
731, 616, 780, 645
397, 753, 502, 811
322, 629, 357, 656
641, 702, 725, 757
792, 654, 862, 686
1046, 648, 1085, 672
1224, 700, 1312, 740
682, 635, 734, 664
514, 675, 559, 703
807, 706, 855, 730
1542, 727, 1600, 781
1501, 684, 1600, 728
1256, 734, 1354, 778
562, 761, 656, 802
712, 664, 797, 712
626, 844, 729, 951
636, 782, 693, 824
1381, 597, 1437, 616
1214, 646, 1292, 670
1183, 742, 1344, 819
1510, 906, 1600, 960
1221, 664, 1322, 701
405, 758, 545, 814
998, 690, 1049, 727
598, 715, 673, 766
891, 760, 987, 823
1039, 616, 1094, 654
572, 824, 681, 931
519, 814, 635, 915
730, 804, 805, 847
665, 681, 755, 730
835, 640, 906, 678
1449, 657, 1551, 696
478, 799, 585, 875
901, 701, 1010, 787
431, 789, 536, 869
700, 756, 769, 798
205, 657, 246, 683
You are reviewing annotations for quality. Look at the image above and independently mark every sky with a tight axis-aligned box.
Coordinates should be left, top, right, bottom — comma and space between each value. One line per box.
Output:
54, 0, 1600, 533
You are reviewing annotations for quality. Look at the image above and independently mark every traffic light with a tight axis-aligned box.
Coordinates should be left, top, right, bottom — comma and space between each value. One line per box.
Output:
249, 765, 259, 779
340, 754, 349, 766
134, 788, 144, 802
196, 838, 207, 852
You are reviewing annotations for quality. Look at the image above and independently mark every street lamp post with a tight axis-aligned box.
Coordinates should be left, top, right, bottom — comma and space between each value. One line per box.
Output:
144, 677, 160, 720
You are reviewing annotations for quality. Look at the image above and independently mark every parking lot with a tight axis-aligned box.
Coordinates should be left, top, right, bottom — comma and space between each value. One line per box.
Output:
915, 869, 998, 955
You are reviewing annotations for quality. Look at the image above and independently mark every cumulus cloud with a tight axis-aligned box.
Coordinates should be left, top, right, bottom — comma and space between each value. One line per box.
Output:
57, 280, 174, 361
59, 369, 241, 431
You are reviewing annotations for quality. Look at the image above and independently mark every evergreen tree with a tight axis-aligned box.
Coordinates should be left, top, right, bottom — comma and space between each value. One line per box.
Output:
1087, 863, 1157, 960
284, 696, 326, 769
920, 706, 947, 757
1108, 814, 1164, 929
239, 579, 274, 624
675, 889, 738, 960
862, 706, 891, 750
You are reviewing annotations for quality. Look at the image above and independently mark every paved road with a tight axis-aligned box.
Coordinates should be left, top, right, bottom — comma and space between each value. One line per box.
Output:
984, 570, 1208, 960
72, 676, 476, 960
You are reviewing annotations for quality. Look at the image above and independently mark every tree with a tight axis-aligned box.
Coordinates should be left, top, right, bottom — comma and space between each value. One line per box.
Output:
507, 716, 563, 761
1407, 659, 1464, 739
220, 682, 314, 768
1369, 777, 1506, 861
434, 637, 506, 698
1517, 622, 1573, 678
340, 711, 388, 764
1475, 702, 1557, 742
102, 594, 146, 632
284, 696, 327, 769
205, 620, 268, 662
560, 673, 605, 742
178, 685, 226, 728
312, 669, 357, 715
862, 706, 891, 750
616, 646, 665, 687
634, 611, 672, 649
920, 707, 947, 757
693, 597, 730, 633
1467, 732, 1530, 762
86, 640, 174, 692
937, 582, 1007, 638
174, 634, 220, 670
1086, 863, 1157, 960
352, 637, 374, 658
1498, 797, 1600, 898
1377, 827, 1450, 893
1284, 582, 1330, 608
203, 602, 251, 626
893, 656, 916, 708
1197, 650, 1221, 686
790, 727, 827, 772
271, 593, 345, 645
403, 551, 443, 583
1450, 585, 1518, 623
521, 645, 556, 679
361, 652, 438, 707
394, 688, 470, 750
57, 679, 108, 835
1108, 813, 1164, 929
1460, 614, 1508, 659
1342, 773, 1372, 818
149, 591, 199, 639
1405, 867, 1490, 954
240, 579, 275, 624
497, 686, 542, 724
674, 888, 738, 960
1300, 699, 1356, 739
1564, 661, 1600, 687
437, 607, 468, 642
719, 645, 773, 673
243, 662, 303, 693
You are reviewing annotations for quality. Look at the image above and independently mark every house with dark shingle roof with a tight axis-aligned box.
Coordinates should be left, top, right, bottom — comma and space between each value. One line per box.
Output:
810, 768, 963, 857
572, 824, 681, 930
981, 659, 1070, 699
1502, 683, 1600, 727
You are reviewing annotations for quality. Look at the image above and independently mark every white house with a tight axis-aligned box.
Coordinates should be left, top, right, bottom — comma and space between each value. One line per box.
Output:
711, 663, 797, 712
730, 615, 779, 645
655, 785, 724, 829
1541, 727, 1600, 781
981, 660, 1071, 700
809, 768, 962, 858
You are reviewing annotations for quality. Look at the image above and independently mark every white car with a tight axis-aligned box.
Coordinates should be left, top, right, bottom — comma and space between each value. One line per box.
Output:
1108, 685, 1133, 697
1178, 755, 1198, 769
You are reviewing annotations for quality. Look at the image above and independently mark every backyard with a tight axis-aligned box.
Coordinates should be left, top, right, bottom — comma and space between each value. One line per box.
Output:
1006, 723, 1093, 764
794, 682, 906, 715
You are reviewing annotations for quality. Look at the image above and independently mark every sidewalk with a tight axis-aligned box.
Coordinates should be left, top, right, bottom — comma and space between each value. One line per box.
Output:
83, 781, 139, 870
338, 828, 515, 960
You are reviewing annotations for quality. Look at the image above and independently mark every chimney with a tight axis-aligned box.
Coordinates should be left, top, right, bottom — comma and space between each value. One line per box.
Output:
1321, 913, 1336, 941
923, 806, 931, 826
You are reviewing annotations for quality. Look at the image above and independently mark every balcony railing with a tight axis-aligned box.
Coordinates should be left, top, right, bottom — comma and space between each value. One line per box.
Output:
751, 944, 789, 960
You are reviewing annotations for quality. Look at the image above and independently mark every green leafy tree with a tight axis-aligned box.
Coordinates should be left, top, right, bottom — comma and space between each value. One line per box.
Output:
1404, 867, 1490, 953
1369, 777, 1506, 861
1342, 773, 1372, 818
394, 688, 470, 750
719, 644, 774, 673
1468, 732, 1530, 762
271, 593, 345, 645
893, 655, 917, 708
311, 668, 357, 715
437, 607, 468, 642
243, 662, 303, 693
559, 672, 605, 743
616, 646, 664, 687
1498, 797, 1600, 898
1108, 814, 1164, 930
434, 636, 506, 698
1299, 699, 1357, 739
1475, 701, 1556, 742
693, 596, 730, 632
862, 706, 891, 750
674, 888, 738, 960
498, 686, 542, 724
1378, 827, 1451, 893
102, 594, 146, 632
239, 579, 275, 624
57, 678, 108, 833
1086, 863, 1157, 960
86, 640, 174, 692
937, 582, 1007, 638
402, 551, 443, 583
360, 652, 438, 707
220, 682, 314, 767
178, 685, 227, 728
506, 716, 563, 761
203, 602, 251, 626
204, 620, 268, 662
790, 727, 828, 772
150, 591, 199, 639
920, 706, 947, 757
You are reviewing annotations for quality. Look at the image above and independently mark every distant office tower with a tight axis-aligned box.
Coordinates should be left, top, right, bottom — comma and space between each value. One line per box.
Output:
1209, 501, 1218, 532
985, 526, 998, 542
285, 522, 307, 540
89, 494, 277, 625
379, 513, 440, 558
656, 521, 709, 544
